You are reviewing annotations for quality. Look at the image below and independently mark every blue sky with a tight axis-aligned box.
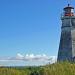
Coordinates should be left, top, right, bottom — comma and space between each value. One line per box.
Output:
0, 0, 75, 58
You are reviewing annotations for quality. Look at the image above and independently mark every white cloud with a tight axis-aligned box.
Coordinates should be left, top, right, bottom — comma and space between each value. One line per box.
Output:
0, 53, 57, 65
16, 53, 24, 60
17, 53, 24, 58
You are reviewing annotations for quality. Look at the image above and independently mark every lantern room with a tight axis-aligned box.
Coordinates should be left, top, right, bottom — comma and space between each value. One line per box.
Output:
64, 4, 74, 16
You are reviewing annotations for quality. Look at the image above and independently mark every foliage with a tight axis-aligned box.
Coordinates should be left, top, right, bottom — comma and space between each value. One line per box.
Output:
0, 62, 75, 75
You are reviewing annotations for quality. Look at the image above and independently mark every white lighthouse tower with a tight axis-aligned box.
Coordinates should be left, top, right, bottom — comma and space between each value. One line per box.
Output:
57, 4, 75, 61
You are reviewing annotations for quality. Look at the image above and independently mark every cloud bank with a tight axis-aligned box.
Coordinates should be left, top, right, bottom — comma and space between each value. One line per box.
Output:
0, 53, 57, 62
0, 53, 57, 66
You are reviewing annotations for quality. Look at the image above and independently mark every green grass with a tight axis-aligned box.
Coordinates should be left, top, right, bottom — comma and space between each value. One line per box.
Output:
0, 62, 75, 75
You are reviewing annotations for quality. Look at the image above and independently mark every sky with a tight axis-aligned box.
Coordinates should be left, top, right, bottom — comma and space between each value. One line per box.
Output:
0, 0, 75, 66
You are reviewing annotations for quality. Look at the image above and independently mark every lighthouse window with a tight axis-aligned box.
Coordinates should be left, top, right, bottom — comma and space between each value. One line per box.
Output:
71, 9, 74, 13
65, 9, 71, 13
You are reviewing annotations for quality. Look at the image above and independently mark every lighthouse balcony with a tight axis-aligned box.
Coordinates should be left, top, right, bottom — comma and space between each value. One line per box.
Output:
61, 14, 75, 20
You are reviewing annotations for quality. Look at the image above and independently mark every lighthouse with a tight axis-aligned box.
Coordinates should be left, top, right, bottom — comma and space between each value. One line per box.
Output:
57, 4, 75, 61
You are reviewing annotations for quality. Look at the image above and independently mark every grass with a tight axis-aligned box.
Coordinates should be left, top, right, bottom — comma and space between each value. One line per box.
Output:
0, 62, 75, 75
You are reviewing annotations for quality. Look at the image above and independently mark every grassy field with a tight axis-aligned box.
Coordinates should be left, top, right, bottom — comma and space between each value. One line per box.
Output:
0, 62, 75, 75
